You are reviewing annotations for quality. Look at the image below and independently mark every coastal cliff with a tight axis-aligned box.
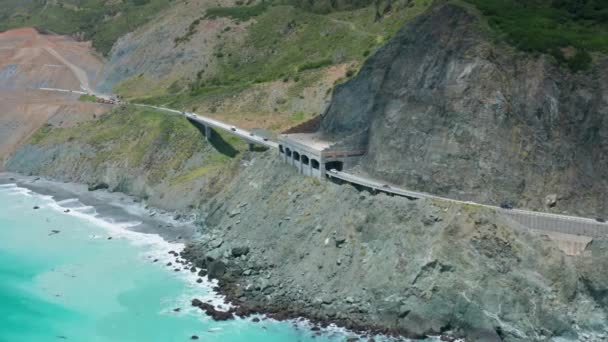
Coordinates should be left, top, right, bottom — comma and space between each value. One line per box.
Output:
182, 152, 608, 341
4, 2, 608, 341
320, 4, 608, 218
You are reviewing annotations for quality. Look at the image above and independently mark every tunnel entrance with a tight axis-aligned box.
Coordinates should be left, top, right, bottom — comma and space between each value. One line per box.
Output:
325, 161, 343, 171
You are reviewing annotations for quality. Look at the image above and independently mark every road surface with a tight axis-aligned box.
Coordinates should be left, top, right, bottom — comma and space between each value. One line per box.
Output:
35, 88, 607, 238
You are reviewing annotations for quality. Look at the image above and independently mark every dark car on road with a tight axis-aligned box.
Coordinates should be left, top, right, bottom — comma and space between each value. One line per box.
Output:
596, 217, 606, 223
500, 202, 514, 210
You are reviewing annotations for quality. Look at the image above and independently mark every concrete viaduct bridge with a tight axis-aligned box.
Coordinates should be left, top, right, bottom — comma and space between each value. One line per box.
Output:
38, 89, 608, 256
142, 103, 606, 255
135, 104, 278, 151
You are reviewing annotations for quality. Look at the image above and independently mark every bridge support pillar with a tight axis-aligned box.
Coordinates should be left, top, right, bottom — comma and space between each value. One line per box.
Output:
319, 158, 326, 178
205, 125, 212, 142
248, 143, 255, 151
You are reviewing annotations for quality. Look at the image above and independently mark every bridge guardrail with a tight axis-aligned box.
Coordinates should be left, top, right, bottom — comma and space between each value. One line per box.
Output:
138, 102, 608, 240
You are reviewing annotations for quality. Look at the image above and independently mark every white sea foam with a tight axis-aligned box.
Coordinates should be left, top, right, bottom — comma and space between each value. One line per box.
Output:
0, 183, 231, 312
0, 184, 444, 342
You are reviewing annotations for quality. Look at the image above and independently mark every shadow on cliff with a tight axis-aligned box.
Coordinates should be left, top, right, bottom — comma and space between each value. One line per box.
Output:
188, 119, 239, 157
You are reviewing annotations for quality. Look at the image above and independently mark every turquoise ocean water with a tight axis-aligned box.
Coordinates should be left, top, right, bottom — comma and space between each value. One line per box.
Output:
0, 183, 401, 342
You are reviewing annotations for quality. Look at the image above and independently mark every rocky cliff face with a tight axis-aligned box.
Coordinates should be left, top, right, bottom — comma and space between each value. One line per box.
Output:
320, 3, 608, 217
183, 152, 608, 342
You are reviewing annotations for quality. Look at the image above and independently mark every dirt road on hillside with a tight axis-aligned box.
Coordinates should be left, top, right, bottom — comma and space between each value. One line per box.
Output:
0, 28, 109, 167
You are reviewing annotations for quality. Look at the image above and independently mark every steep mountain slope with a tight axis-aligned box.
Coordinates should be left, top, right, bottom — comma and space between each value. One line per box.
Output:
183, 152, 608, 342
6, 105, 246, 211
320, 3, 608, 217
3, 2, 608, 341
0, 28, 108, 165
0, 0, 172, 55
97, 0, 431, 131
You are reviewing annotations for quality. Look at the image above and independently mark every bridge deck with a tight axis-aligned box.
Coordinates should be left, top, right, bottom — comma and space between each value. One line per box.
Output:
127, 102, 608, 241
136, 104, 278, 149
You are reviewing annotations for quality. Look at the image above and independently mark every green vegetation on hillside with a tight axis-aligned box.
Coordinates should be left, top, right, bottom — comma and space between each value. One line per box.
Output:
78, 94, 98, 103
205, 1, 271, 21
0, 0, 171, 55
29, 106, 244, 184
115, 0, 430, 131
174, 17, 203, 47
189, 1, 430, 92
464, 0, 608, 71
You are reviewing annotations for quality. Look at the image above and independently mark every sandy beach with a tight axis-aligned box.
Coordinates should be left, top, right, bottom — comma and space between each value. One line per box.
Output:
0, 172, 198, 243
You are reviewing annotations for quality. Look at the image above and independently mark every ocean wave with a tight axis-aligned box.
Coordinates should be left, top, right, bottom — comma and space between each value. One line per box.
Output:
0, 184, 441, 341
0, 183, 231, 313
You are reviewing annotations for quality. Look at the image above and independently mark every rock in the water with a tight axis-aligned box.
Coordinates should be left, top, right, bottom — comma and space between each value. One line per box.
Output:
87, 182, 109, 191
191, 298, 234, 321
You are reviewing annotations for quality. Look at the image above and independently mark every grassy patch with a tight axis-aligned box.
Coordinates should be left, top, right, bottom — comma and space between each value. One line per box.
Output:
78, 94, 98, 103
464, 0, 608, 71
0, 0, 171, 55
205, 2, 270, 21
297, 58, 333, 72
28, 105, 244, 184
289, 111, 306, 123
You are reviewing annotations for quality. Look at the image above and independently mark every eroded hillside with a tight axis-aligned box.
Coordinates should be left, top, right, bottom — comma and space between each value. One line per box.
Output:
0, 28, 109, 165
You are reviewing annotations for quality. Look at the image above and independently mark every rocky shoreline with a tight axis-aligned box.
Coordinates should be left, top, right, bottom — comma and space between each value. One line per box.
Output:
185, 153, 608, 342
182, 244, 458, 341
0, 172, 437, 341
5, 148, 608, 342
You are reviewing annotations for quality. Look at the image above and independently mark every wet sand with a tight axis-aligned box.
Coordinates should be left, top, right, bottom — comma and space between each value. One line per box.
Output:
0, 172, 198, 243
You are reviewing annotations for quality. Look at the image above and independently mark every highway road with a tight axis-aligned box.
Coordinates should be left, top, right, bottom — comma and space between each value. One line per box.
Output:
326, 170, 608, 238
136, 104, 279, 149
36, 88, 608, 238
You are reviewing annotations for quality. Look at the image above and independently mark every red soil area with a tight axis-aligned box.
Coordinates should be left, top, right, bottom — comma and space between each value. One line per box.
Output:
0, 28, 110, 166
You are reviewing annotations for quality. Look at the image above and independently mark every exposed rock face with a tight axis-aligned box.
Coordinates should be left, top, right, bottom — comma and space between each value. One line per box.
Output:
320, 4, 608, 217
182, 153, 608, 342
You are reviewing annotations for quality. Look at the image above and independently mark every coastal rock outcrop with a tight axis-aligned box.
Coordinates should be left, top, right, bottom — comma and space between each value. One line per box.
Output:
320, 3, 608, 218
182, 153, 608, 342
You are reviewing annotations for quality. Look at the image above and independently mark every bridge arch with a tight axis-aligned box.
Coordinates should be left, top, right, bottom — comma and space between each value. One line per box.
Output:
279, 145, 284, 154
285, 148, 292, 158
311, 159, 320, 169
301, 154, 309, 165
293, 151, 301, 162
